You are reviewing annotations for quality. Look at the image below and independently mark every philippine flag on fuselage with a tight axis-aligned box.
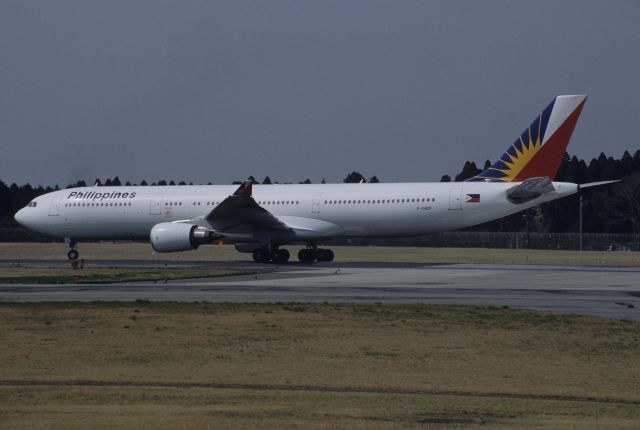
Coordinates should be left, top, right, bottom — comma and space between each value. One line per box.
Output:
466, 194, 480, 203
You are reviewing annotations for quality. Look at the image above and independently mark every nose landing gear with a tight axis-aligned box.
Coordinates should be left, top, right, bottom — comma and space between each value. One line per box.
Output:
65, 238, 79, 260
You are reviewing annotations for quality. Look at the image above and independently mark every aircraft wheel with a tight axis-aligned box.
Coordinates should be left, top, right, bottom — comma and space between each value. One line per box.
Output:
319, 249, 334, 262
252, 249, 270, 263
297, 249, 315, 263
67, 249, 79, 260
272, 249, 290, 264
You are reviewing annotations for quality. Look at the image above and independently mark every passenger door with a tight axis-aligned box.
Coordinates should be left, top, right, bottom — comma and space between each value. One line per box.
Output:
48, 196, 61, 216
448, 188, 462, 210
312, 193, 321, 213
149, 194, 163, 215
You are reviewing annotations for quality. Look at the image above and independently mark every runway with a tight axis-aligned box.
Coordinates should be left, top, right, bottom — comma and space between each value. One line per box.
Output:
1, 261, 639, 320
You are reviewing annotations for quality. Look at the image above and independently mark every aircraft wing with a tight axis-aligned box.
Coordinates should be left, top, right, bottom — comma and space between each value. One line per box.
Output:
204, 181, 290, 233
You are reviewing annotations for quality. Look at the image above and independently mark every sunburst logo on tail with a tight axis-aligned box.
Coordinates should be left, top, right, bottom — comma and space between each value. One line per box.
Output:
468, 98, 557, 182
492, 121, 544, 181
468, 95, 586, 183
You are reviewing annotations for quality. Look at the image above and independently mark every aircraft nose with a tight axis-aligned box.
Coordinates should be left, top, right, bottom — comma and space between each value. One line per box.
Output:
14, 207, 30, 227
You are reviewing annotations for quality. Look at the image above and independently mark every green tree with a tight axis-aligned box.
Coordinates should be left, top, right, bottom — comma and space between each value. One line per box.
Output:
454, 161, 481, 181
343, 171, 365, 183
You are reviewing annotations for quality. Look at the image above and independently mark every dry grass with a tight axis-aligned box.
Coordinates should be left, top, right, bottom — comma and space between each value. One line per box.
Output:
2, 386, 640, 430
1, 242, 640, 266
0, 303, 639, 429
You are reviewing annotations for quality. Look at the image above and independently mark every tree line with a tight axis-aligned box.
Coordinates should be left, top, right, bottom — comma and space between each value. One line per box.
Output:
2, 150, 640, 234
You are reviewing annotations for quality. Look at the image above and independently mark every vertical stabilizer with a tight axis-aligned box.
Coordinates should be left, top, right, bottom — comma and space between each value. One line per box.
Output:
468, 95, 587, 182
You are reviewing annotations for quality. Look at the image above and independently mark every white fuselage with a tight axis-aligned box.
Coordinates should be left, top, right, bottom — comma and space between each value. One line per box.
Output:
15, 181, 578, 244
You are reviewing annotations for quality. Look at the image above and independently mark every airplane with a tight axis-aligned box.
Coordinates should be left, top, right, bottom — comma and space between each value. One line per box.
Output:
14, 95, 613, 263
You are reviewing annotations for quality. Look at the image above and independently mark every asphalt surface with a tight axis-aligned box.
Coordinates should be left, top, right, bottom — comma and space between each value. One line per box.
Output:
1, 260, 639, 320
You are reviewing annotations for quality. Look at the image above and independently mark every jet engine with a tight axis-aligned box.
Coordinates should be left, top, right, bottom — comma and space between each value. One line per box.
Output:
150, 222, 215, 252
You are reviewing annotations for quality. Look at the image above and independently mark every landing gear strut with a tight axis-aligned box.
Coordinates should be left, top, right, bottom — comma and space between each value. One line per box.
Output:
298, 247, 334, 263
252, 248, 290, 264
65, 238, 79, 260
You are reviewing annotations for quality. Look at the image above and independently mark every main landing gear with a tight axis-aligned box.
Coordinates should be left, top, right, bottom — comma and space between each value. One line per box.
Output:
65, 238, 79, 260
298, 247, 334, 263
250, 245, 335, 264
252, 248, 290, 264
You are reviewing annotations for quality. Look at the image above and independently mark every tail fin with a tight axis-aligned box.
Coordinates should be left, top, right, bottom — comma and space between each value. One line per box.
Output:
468, 95, 587, 182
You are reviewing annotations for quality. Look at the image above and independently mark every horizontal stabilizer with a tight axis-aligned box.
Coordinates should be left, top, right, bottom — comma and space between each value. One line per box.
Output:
579, 180, 620, 190
507, 177, 555, 204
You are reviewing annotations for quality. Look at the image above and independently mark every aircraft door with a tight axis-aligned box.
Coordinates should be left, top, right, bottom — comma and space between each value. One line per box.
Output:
149, 194, 163, 215
48, 196, 61, 216
312, 193, 321, 213
448, 188, 462, 210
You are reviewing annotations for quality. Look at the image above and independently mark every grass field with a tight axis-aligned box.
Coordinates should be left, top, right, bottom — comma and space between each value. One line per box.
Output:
1, 242, 640, 266
1, 243, 639, 428
1, 303, 639, 429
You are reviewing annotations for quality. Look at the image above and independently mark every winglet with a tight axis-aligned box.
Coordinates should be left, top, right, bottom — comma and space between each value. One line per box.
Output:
233, 180, 253, 197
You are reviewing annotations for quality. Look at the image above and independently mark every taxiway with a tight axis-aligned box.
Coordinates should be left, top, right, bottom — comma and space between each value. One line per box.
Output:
1, 261, 639, 320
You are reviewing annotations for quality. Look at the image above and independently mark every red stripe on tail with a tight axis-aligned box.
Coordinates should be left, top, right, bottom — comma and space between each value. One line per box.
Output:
514, 99, 585, 181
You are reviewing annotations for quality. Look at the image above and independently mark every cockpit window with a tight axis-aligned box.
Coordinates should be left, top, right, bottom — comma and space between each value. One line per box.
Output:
28, 202, 37, 208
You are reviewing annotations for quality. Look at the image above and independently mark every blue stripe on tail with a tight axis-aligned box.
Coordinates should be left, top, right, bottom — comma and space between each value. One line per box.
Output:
467, 99, 555, 182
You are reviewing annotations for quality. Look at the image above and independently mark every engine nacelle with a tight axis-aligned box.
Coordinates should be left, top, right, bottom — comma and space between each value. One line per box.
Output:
150, 222, 212, 253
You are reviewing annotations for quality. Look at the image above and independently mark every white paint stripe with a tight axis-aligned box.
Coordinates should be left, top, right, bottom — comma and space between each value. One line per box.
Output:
542, 95, 586, 145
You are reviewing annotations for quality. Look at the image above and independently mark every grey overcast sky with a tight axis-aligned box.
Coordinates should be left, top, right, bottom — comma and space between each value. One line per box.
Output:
1, 1, 639, 187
